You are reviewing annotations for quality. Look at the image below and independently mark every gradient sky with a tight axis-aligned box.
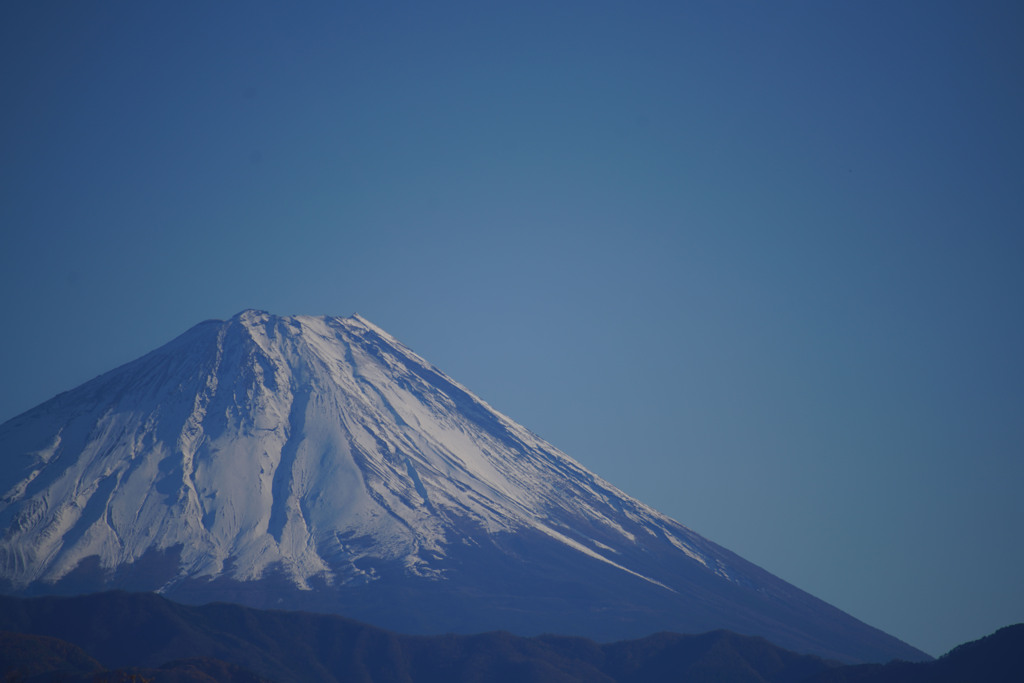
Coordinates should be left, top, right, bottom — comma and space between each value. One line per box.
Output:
2, 1, 1022, 658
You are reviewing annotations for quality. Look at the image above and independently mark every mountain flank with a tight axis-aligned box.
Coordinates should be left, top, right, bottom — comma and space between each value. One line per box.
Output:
0, 311, 927, 662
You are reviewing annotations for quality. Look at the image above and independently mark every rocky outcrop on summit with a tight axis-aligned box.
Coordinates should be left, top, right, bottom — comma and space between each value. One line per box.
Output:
0, 311, 928, 663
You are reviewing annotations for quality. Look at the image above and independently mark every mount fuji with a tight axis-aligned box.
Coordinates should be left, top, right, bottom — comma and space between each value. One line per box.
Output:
0, 311, 926, 663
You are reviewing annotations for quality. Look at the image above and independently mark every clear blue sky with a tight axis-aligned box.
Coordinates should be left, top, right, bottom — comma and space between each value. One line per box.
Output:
2, 1, 1022, 658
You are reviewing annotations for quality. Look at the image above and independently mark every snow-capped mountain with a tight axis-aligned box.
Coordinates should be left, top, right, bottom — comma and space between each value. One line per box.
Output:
0, 311, 926, 663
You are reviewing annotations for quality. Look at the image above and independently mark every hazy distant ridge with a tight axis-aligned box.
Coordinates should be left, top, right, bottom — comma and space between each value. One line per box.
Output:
2, 593, 1021, 683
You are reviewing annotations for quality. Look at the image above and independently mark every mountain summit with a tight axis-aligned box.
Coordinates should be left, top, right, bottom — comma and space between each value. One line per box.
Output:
0, 311, 926, 663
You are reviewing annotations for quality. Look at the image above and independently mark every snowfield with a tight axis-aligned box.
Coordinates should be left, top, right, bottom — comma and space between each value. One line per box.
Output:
0, 311, 717, 591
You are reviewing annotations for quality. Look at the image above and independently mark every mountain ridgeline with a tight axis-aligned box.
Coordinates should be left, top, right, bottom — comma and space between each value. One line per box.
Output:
0, 311, 927, 663
2, 593, 1022, 683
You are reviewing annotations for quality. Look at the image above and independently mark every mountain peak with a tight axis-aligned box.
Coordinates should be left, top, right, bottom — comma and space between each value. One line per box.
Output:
231, 308, 273, 323
0, 313, 929, 663
224, 310, 390, 346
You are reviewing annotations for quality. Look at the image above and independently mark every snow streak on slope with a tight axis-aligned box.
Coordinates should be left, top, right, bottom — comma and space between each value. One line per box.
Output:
0, 311, 721, 593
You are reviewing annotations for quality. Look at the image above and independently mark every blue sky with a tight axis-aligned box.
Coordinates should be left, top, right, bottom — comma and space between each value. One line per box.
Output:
2, 1, 1022, 657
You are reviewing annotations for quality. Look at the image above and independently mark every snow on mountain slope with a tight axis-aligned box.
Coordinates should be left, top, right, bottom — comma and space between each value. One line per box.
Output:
0, 311, 929, 663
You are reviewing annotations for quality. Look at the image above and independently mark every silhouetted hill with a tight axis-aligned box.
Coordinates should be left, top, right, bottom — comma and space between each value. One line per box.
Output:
0, 630, 102, 680
0, 631, 275, 682
0, 591, 838, 682
805, 624, 1024, 683
0, 592, 1018, 682
598, 630, 838, 683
